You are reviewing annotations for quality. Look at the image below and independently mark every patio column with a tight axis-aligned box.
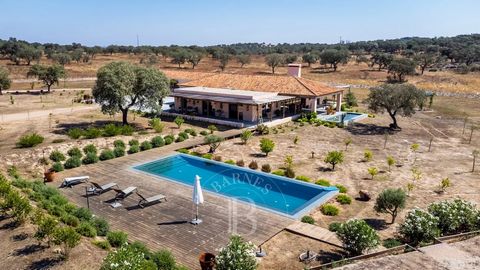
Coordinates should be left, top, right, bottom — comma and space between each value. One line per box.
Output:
336, 92, 343, 112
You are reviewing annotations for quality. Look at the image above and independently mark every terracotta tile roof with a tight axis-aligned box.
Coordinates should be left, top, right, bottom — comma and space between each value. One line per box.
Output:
161, 69, 215, 82
178, 73, 341, 97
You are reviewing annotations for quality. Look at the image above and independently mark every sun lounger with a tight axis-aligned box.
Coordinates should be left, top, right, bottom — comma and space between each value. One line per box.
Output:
61, 176, 89, 188
87, 182, 118, 195
137, 192, 167, 208
113, 186, 137, 200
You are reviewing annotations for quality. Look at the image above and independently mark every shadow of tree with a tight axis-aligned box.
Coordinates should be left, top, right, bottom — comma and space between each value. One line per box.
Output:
12, 244, 47, 256
363, 218, 388, 230
0, 220, 20, 230
28, 257, 63, 270
346, 123, 396, 136
11, 233, 29, 242
315, 249, 346, 264
53, 120, 144, 135
157, 220, 189, 226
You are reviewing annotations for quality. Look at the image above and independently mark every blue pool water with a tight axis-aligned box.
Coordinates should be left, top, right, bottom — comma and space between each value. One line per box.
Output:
325, 112, 366, 123
133, 154, 337, 218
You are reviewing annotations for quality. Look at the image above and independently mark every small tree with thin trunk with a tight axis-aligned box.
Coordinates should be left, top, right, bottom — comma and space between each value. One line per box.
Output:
344, 138, 352, 151
240, 130, 253, 145
472, 150, 479, 172
205, 135, 223, 153
236, 54, 251, 68
53, 226, 81, 259
387, 156, 395, 171
0, 67, 11, 95
265, 53, 285, 74
27, 64, 66, 93
260, 138, 275, 156
324, 151, 344, 171
374, 188, 406, 224
368, 167, 378, 180
366, 84, 426, 130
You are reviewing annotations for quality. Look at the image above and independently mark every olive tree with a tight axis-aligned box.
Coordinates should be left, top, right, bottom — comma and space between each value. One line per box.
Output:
366, 84, 426, 129
187, 52, 203, 69
205, 135, 223, 153
27, 64, 66, 93
93, 61, 170, 125
319, 49, 349, 71
0, 67, 11, 95
265, 53, 285, 74
324, 151, 344, 170
302, 53, 318, 67
387, 58, 416, 82
374, 188, 406, 223
236, 54, 251, 68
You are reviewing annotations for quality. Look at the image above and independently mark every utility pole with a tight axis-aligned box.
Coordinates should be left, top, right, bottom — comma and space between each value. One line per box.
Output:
136, 34, 139, 47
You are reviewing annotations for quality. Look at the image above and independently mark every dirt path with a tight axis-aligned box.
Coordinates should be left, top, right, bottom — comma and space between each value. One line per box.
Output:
0, 105, 98, 123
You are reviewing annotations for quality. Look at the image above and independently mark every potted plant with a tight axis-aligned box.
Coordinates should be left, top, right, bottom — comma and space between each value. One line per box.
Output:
198, 252, 215, 270
43, 168, 56, 182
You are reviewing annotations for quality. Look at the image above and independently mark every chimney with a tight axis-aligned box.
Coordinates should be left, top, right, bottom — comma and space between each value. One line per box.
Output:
287, 64, 302, 78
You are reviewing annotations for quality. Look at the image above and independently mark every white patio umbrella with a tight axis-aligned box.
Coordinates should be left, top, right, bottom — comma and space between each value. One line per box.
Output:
191, 175, 204, 225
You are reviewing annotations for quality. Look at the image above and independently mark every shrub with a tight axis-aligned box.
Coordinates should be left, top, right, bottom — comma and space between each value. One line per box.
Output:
76, 222, 97, 237
295, 175, 311, 182
427, 199, 478, 235
259, 138, 275, 156
174, 116, 184, 128
164, 136, 174, 145
67, 128, 83, 139
73, 207, 93, 222
129, 139, 139, 146
16, 133, 44, 148
92, 240, 111, 250
151, 136, 165, 148
128, 144, 140, 154
53, 226, 81, 258
84, 127, 102, 139
151, 249, 177, 270
272, 169, 284, 176
324, 151, 344, 170
200, 130, 208, 136
204, 135, 223, 153
177, 148, 189, 154
113, 146, 126, 157
82, 152, 99, 165
178, 131, 189, 140
216, 235, 256, 270
92, 217, 110, 236
225, 160, 235, 165
64, 157, 82, 169
149, 118, 165, 133
256, 124, 269, 135
374, 188, 406, 223
383, 238, 403, 248
321, 204, 339, 216
140, 141, 153, 151
83, 144, 97, 155
207, 124, 217, 134
103, 124, 121, 137
261, 164, 271, 173
60, 214, 80, 227
185, 128, 197, 136
236, 160, 245, 167
336, 219, 380, 255
175, 136, 185, 143
301, 216, 315, 224
248, 160, 258, 170
7, 165, 20, 179
202, 153, 213, 159
364, 150, 373, 162
67, 147, 82, 158
400, 208, 440, 245
99, 149, 115, 161
240, 130, 253, 144
285, 167, 295, 178
315, 179, 331, 186
120, 125, 134, 136
336, 194, 352, 205
101, 244, 153, 270
34, 214, 58, 247
113, 139, 125, 148
51, 162, 64, 172
107, 231, 128, 247
49, 150, 66, 162
328, 222, 342, 232
335, 184, 348, 193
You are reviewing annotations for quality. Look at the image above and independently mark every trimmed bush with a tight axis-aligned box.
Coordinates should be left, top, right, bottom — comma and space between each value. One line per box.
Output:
175, 136, 185, 143
236, 160, 245, 167
295, 175, 311, 182
140, 141, 153, 151
328, 222, 342, 232
301, 216, 315, 224
83, 144, 97, 155
335, 184, 348, 193
336, 219, 380, 255
336, 194, 352, 205
49, 150, 66, 162
321, 204, 339, 216
84, 127, 102, 139
315, 179, 331, 186
76, 222, 97, 237
107, 231, 128, 247
92, 240, 111, 250
202, 153, 213, 159
16, 133, 44, 148
149, 118, 165, 133
67, 147, 82, 158
129, 139, 139, 146
248, 161, 258, 170
128, 144, 140, 154
67, 128, 83, 139
178, 132, 189, 140
259, 138, 275, 156
82, 152, 99, 165
92, 217, 110, 236
113, 146, 125, 157
51, 162, 64, 172
164, 136, 173, 145
103, 124, 122, 137
151, 249, 177, 270
285, 167, 295, 178
272, 170, 284, 176
61, 214, 80, 227
151, 136, 165, 148
427, 199, 478, 235
120, 125, 135, 136
399, 208, 440, 245
99, 149, 115, 161
177, 148, 189, 154
113, 140, 125, 148
185, 128, 197, 136
64, 157, 82, 169
102, 244, 153, 269
200, 130, 208, 136
225, 159, 235, 165
261, 164, 271, 173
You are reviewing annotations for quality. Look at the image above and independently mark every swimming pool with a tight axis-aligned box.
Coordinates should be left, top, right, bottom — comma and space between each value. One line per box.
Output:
133, 154, 338, 218
325, 112, 367, 124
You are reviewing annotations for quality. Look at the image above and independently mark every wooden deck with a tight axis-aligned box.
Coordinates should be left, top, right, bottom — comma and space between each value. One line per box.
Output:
54, 129, 295, 269
286, 221, 343, 248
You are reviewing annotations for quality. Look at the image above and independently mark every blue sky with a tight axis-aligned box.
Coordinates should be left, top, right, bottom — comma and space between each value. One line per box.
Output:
1, 0, 479, 46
